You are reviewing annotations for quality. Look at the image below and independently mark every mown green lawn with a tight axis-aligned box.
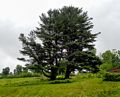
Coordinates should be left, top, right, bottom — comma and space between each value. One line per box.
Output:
0, 75, 120, 97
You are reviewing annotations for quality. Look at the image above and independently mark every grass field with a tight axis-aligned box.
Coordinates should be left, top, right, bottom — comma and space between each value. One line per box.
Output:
0, 75, 120, 97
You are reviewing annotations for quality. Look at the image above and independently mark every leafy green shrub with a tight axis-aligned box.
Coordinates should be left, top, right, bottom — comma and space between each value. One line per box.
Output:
97, 63, 113, 78
87, 73, 96, 78
96, 70, 107, 78
100, 63, 113, 71
78, 73, 96, 79
104, 72, 120, 81
18, 72, 33, 77
56, 75, 64, 79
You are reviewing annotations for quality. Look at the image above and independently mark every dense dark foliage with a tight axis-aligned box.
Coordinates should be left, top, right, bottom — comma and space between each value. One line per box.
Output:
104, 72, 120, 81
2, 67, 10, 75
14, 65, 23, 74
18, 6, 101, 80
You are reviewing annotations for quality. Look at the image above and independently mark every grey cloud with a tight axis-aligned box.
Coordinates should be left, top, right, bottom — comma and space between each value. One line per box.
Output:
0, 20, 31, 72
0, 20, 32, 58
86, 0, 120, 53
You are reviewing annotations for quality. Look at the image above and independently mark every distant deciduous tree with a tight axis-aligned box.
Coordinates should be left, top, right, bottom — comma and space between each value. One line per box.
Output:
100, 49, 120, 70
14, 65, 23, 75
2, 67, 10, 75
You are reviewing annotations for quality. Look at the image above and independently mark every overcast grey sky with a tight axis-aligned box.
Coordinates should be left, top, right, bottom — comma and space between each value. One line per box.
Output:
0, 0, 119, 72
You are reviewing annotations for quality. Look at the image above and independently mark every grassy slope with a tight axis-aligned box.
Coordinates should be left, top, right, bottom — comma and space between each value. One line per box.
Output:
0, 76, 120, 97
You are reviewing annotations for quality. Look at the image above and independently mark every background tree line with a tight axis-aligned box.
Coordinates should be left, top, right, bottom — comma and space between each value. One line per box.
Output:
1, 49, 120, 80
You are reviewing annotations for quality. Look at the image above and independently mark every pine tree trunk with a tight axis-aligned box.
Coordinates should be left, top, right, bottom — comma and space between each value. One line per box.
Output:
50, 67, 57, 80
65, 66, 71, 79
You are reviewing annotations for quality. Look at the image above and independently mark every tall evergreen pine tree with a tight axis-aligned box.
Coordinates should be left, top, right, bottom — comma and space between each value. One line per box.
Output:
18, 6, 101, 80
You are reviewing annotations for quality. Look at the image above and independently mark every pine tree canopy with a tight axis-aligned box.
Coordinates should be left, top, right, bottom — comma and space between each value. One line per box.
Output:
18, 6, 102, 80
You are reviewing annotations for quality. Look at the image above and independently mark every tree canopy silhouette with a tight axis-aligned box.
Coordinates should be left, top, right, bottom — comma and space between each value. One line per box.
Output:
18, 6, 101, 80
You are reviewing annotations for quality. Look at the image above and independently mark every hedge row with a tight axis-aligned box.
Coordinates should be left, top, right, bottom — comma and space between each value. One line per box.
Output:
104, 72, 120, 81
